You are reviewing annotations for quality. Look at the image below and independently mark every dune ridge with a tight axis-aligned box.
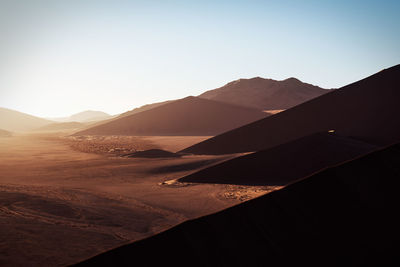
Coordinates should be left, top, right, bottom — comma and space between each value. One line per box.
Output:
182, 65, 400, 155
0, 107, 52, 132
74, 143, 400, 267
179, 132, 377, 185
74, 96, 269, 136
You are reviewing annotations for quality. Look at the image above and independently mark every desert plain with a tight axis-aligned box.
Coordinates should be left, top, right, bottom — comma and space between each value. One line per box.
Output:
0, 133, 275, 266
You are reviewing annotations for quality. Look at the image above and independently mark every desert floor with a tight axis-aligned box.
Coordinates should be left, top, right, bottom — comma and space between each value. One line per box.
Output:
0, 134, 277, 266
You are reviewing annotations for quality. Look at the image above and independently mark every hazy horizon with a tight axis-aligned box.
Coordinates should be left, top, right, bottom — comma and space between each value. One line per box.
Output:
1, 0, 399, 117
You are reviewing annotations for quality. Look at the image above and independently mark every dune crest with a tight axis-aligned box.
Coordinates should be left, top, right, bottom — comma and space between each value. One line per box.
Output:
74, 143, 400, 266
179, 132, 377, 185
74, 96, 269, 136
0, 107, 52, 132
182, 65, 400, 154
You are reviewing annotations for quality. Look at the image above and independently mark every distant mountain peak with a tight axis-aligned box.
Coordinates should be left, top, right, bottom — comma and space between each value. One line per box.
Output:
72, 110, 110, 116
199, 76, 329, 110
49, 110, 112, 123
283, 77, 301, 83
230, 76, 269, 84
183, 64, 400, 155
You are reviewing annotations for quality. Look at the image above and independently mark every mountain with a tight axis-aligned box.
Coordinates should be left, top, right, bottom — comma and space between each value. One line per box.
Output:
74, 143, 400, 267
179, 132, 377, 185
0, 107, 52, 132
74, 96, 269, 136
182, 65, 400, 154
69, 110, 112, 122
50, 110, 112, 123
199, 76, 330, 110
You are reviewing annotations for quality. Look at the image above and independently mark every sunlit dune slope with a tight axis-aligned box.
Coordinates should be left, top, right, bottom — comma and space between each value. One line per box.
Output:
179, 132, 377, 185
74, 143, 400, 267
182, 64, 400, 154
0, 107, 52, 132
74, 96, 269, 136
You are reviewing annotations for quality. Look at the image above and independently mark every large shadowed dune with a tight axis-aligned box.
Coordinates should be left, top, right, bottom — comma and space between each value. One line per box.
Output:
118, 100, 174, 118
179, 132, 377, 185
73, 143, 400, 267
199, 76, 330, 110
124, 149, 181, 158
74, 96, 269, 136
182, 65, 400, 154
0, 107, 53, 132
70, 102, 174, 131
76, 76, 327, 133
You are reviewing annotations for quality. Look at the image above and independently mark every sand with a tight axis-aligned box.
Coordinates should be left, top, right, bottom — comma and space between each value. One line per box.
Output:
75, 143, 400, 267
183, 65, 400, 154
74, 96, 268, 136
179, 132, 377, 185
0, 134, 272, 266
0, 107, 52, 132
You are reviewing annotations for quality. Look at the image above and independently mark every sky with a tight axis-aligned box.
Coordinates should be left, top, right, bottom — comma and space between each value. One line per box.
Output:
0, 0, 399, 117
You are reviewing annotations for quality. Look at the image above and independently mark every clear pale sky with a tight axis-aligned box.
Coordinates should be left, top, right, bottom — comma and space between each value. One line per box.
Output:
0, 0, 399, 117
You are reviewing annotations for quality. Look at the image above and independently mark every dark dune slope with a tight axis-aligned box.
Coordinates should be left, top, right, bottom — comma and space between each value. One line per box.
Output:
124, 149, 181, 158
74, 96, 268, 136
179, 132, 377, 185
118, 100, 173, 118
74, 143, 400, 267
182, 65, 400, 154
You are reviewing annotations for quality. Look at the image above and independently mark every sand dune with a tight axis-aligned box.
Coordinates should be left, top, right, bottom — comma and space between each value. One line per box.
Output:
119, 75, 326, 120
0, 134, 251, 266
75, 143, 400, 267
124, 149, 181, 158
118, 100, 174, 118
74, 96, 269, 136
0, 107, 52, 132
179, 132, 377, 185
199, 76, 330, 110
182, 65, 400, 154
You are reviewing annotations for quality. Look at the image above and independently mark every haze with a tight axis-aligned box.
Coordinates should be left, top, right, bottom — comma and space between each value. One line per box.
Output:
0, 0, 399, 117
1, 1, 400, 265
